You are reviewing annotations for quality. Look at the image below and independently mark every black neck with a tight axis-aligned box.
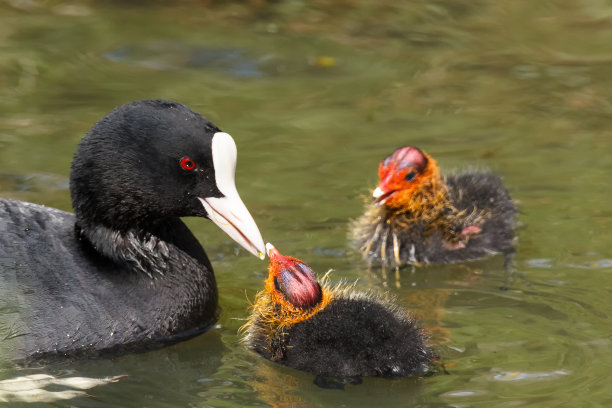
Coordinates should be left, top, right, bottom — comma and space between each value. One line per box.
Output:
75, 217, 213, 278
76, 222, 169, 278
74, 217, 218, 338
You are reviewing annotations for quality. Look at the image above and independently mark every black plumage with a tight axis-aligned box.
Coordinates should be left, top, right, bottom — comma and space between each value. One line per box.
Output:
0, 100, 264, 362
249, 296, 433, 378
242, 245, 435, 379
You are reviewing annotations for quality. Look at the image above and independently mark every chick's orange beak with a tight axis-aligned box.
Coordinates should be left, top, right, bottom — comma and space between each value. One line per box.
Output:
265, 243, 322, 309
266, 243, 284, 264
373, 146, 432, 206
373, 164, 399, 205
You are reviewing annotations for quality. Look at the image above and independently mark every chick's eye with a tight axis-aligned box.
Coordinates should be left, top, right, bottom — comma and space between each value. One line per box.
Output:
180, 157, 196, 170
405, 171, 417, 182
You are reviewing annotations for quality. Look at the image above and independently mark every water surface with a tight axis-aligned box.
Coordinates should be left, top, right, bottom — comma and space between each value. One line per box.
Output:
1, 1, 611, 406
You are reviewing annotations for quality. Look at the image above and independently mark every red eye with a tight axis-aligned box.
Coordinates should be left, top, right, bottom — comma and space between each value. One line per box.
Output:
180, 157, 196, 170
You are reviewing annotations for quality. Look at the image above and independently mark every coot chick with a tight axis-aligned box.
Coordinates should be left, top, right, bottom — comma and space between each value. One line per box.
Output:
0, 100, 265, 362
351, 146, 516, 267
242, 244, 435, 379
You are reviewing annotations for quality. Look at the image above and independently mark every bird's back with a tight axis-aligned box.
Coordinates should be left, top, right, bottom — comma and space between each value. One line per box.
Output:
386, 171, 516, 265
444, 171, 517, 261
282, 297, 432, 377
0, 198, 87, 360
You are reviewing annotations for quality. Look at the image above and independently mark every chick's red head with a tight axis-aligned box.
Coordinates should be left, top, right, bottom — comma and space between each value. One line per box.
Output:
265, 243, 322, 310
373, 146, 440, 209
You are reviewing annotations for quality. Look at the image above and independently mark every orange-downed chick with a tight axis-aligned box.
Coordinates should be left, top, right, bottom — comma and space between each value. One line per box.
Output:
351, 146, 517, 267
242, 243, 435, 378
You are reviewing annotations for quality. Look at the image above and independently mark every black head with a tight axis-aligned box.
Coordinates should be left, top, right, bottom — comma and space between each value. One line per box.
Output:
70, 99, 265, 257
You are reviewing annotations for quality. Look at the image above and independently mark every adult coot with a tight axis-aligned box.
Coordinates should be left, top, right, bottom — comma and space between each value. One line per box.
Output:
242, 244, 435, 379
0, 100, 265, 362
351, 146, 516, 267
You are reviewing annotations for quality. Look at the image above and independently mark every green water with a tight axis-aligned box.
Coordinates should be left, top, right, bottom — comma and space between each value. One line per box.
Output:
1, 0, 612, 406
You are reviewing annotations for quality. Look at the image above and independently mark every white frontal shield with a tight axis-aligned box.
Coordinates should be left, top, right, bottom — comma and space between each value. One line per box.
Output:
199, 132, 265, 260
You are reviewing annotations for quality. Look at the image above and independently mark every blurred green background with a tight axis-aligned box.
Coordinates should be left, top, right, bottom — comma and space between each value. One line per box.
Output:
1, 1, 611, 406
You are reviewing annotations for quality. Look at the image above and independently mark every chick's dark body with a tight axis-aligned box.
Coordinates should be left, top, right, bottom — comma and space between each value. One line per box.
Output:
356, 171, 516, 266
250, 297, 433, 378
444, 172, 516, 261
